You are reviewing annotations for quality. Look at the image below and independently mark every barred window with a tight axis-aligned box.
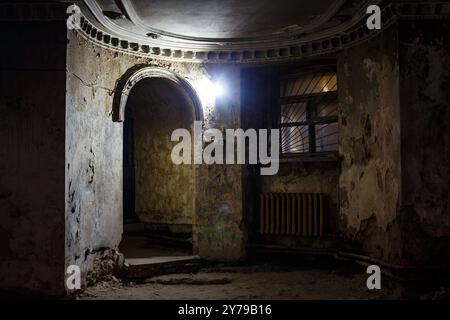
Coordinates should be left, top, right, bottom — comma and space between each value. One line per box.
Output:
279, 69, 338, 156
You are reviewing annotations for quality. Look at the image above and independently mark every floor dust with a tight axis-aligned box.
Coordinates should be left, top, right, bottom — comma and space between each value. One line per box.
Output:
79, 263, 384, 300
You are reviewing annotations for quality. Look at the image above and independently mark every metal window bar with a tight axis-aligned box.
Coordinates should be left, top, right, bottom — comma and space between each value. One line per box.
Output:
279, 71, 339, 155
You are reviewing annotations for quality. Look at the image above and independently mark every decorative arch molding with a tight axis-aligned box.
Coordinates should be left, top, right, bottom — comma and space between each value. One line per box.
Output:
112, 65, 203, 122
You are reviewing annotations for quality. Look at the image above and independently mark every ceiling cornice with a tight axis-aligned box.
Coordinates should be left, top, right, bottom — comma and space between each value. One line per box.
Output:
75, 0, 389, 63
1, 1, 449, 63
83, 0, 378, 50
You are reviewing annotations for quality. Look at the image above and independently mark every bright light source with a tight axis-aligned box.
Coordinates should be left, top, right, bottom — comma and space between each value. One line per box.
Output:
197, 77, 225, 104
212, 82, 225, 97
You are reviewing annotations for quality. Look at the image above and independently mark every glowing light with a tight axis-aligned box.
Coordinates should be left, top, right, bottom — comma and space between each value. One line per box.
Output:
196, 77, 225, 104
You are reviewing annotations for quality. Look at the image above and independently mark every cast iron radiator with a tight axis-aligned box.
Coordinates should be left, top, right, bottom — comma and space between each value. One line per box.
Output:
259, 193, 325, 237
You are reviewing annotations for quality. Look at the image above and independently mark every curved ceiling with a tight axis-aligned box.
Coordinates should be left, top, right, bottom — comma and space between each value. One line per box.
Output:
84, 0, 373, 43
124, 0, 339, 40
75, 0, 391, 62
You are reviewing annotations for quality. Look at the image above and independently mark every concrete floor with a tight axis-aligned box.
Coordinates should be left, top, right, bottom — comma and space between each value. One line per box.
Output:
109, 233, 448, 300
111, 231, 384, 300
119, 235, 191, 259
80, 262, 386, 300
108, 228, 391, 299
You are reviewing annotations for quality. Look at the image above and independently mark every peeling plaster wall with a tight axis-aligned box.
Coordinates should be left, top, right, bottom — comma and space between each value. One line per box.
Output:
127, 79, 195, 228
338, 21, 450, 267
337, 24, 403, 262
398, 20, 450, 266
66, 30, 247, 285
195, 65, 246, 261
0, 22, 66, 296
66, 31, 127, 288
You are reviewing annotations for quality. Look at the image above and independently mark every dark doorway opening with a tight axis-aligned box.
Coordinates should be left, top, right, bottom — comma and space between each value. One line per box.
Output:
120, 77, 198, 261
123, 104, 138, 224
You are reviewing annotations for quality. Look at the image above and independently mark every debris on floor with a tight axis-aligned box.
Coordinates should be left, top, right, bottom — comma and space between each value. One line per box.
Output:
144, 273, 232, 285
79, 262, 384, 300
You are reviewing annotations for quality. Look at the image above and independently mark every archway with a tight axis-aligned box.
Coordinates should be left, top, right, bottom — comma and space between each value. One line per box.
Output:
114, 66, 202, 259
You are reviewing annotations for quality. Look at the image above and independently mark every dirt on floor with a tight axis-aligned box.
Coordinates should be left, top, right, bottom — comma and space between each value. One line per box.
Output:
79, 262, 387, 300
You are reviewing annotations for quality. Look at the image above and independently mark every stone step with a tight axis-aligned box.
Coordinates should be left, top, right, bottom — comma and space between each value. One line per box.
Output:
122, 255, 202, 279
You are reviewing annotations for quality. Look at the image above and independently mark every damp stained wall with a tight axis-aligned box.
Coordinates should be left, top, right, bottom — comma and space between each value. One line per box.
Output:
0, 22, 66, 296
66, 29, 247, 287
337, 21, 450, 266
195, 65, 247, 261
337, 24, 402, 262
127, 78, 195, 228
66, 30, 127, 287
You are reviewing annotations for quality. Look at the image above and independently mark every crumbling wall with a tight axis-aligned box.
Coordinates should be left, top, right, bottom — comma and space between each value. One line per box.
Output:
66, 30, 247, 287
0, 21, 66, 296
128, 78, 195, 228
337, 24, 403, 262
195, 65, 246, 261
338, 21, 450, 267
66, 30, 129, 290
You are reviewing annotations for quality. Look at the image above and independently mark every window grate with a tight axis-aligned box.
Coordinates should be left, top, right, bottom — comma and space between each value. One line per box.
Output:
279, 70, 338, 155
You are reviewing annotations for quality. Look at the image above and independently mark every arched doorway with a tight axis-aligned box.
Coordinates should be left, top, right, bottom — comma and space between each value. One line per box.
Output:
114, 66, 202, 259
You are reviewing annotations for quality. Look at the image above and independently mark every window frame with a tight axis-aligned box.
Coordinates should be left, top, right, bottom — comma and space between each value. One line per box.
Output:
277, 66, 339, 160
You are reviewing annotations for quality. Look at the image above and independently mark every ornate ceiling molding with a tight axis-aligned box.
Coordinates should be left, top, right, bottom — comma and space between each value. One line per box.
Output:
74, 0, 389, 63
82, 0, 380, 51
73, 0, 450, 63
1, 1, 449, 63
